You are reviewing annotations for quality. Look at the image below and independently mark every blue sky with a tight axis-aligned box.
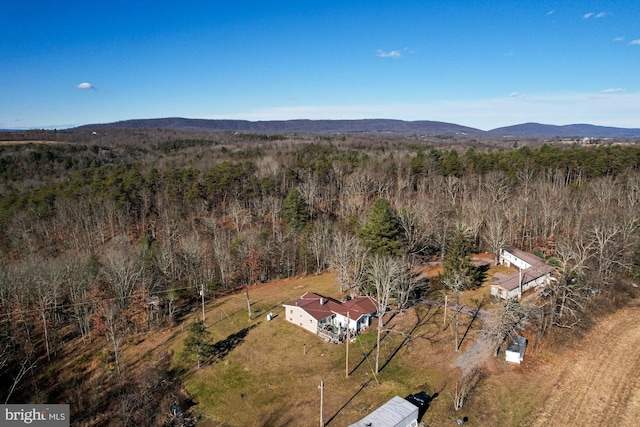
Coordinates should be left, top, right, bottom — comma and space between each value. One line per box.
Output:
1, 1, 639, 130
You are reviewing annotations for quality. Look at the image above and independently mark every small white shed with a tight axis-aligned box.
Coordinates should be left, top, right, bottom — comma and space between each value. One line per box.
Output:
505, 336, 527, 364
348, 396, 419, 427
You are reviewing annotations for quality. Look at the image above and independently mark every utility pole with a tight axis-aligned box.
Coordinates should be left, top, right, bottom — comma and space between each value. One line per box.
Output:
319, 380, 324, 427
518, 267, 523, 298
245, 289, 252, 320
345, 312, 350, 378
443, 294, 448, 326
200, 282, 206, 325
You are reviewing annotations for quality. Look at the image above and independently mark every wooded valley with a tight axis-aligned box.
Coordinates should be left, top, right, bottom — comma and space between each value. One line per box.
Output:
2, 128, 640, 425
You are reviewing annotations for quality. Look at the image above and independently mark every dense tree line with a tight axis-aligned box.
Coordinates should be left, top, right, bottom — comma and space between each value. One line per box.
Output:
1, 129, 640, 415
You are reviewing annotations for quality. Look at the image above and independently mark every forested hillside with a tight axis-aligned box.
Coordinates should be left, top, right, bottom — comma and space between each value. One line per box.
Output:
1, 129, 640, 424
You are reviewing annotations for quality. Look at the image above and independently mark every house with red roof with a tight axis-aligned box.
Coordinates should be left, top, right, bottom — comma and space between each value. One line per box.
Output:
283, 292, 377, 342
490, 246, 555, 300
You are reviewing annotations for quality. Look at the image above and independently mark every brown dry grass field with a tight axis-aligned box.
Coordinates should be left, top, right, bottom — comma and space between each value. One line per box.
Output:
113, 266, 640, 427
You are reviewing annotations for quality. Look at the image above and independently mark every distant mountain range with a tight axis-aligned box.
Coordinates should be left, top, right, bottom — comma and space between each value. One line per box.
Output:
488, 122, 640, 138
75, 118, 640, 138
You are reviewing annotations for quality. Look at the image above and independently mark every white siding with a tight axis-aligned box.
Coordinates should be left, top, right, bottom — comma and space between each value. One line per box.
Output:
285, 305, 318, 334
500, 249, 531, 270
333, 313, 371, 332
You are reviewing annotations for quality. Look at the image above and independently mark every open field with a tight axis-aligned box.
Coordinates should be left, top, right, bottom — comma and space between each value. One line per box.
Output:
528, 304, 640, 426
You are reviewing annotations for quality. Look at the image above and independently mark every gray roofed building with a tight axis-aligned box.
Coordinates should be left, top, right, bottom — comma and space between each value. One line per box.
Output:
348, 396, 419, 427
490, 246, 554, 300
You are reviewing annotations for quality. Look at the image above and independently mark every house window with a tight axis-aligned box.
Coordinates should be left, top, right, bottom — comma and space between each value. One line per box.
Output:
290, 309, 293, 314
310, 319, 313, 323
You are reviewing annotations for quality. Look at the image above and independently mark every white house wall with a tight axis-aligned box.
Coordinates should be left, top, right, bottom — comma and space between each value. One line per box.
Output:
357, 316, 370, 331
491, 275, 551, 300
285, 305, 318, 334
500, 250, 531, 270
334, 313, 371, 332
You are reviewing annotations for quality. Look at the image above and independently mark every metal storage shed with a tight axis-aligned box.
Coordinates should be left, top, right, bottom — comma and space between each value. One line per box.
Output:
348, 396, 419, 427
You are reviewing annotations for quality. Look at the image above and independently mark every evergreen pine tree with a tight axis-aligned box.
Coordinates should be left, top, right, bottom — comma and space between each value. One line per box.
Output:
282, 188, 309, 231
181, 320, 211, 369
441, 228, 480, 289
358, 198, 402, 255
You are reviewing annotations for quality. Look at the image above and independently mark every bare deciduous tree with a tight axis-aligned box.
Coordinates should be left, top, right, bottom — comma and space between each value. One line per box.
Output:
299, 172, 320, 219
451, 366, 485, 411
178, 233, 205, 289
442, 270, 468, 352
366, 255, 406, 374
227, 198, 251, 234
482, 170, 512, 205
394, 256, 423, 312
308, 219, 332, 273
31, 259, 65, 361
544, 234, 595, 330
483, 211, 508, 264
483, 299, 540, 356
329, 231, 360, 293
102, 236, 144, 309
396, 205, 431, 257
65, 254, 97, 343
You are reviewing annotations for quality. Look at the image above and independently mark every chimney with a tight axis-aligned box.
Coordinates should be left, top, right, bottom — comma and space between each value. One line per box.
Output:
320, 298, 325, 305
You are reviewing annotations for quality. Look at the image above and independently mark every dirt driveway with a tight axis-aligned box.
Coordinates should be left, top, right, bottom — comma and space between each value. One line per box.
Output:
529, 305, 640, 426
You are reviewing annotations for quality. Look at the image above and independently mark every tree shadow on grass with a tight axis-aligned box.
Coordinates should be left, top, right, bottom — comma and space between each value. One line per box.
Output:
474, 263, 490, 287
348, 326, 393, 377
208, 324, 257, 364
458, 297, 486, 350
256, 402, 295, 426
378, 304, 441, 373
325, 379, 372, 426
172, 324, 258, 380
349, 304, 442, 377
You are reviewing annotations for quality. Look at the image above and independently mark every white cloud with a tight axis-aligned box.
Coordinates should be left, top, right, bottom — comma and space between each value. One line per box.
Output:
546, 10, 556, 16
629, 39, 640, 45
602, 88, 625, 93
75, 82, 97, 90
613, 36, 625, 42
584, 11, 609, 19
376, 49, 402, 58
509, 92, 525, 98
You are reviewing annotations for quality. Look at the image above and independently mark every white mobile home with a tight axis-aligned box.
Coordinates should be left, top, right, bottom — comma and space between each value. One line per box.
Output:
348, 396, 419, 427
490, 246, 554, 300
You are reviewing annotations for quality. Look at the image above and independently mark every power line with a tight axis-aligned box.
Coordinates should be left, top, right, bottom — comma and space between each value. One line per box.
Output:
0, 283, 231, 319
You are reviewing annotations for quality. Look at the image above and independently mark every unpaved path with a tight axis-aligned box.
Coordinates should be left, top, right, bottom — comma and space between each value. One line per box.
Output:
530, 305, 640, 426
